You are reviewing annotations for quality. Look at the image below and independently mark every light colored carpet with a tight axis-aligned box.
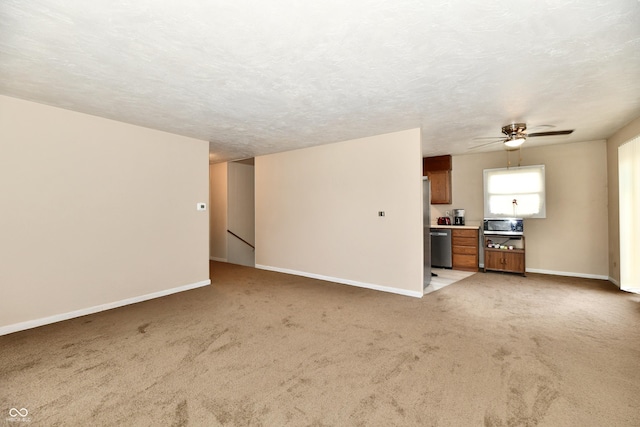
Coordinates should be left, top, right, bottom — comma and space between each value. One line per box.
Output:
1, 262, 639, 426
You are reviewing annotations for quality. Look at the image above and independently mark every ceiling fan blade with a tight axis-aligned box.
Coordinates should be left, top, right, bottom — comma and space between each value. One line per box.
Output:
527, 130, 574, 137
472, 136, 505, 140
526, 124, 555, 132
469, 139, 505, 150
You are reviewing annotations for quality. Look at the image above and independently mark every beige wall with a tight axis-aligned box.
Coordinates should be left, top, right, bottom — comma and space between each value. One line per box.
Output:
0, 95, 210, 332
431, 140, 609, 278
606, 116, 640, 285
255, 129, 424, 297
209, 162, 228, 261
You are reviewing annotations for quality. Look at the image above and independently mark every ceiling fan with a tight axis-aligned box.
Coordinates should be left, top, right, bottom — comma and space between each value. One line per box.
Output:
471, 123, 574, 151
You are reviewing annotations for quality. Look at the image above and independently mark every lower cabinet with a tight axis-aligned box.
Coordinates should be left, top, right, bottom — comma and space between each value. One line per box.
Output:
452, 228, 478, 272
483, 235, 526, 276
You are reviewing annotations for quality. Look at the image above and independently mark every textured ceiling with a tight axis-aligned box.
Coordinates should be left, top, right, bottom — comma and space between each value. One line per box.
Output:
1, 0, 639, 162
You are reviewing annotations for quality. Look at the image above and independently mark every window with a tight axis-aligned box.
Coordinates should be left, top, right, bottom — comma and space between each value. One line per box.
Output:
619, 136, 640, 293
483, 165, 546, 218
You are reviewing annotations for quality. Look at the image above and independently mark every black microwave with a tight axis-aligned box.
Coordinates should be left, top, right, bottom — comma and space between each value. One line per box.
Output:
483, 218, 524, 235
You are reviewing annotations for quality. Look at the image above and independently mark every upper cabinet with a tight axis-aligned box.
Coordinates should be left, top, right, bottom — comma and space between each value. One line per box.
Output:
427, 170, 451, 204
423, 155, 452, 204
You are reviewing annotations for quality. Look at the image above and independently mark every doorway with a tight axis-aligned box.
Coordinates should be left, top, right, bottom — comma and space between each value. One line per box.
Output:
227, 159, 255, 267
209, 159, 255, 267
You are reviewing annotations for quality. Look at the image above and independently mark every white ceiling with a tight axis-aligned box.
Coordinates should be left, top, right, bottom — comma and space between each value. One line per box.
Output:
2, 1, 639, 162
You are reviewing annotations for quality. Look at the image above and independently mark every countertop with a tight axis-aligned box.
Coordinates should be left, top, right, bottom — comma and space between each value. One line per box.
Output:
430, 224, 480, 230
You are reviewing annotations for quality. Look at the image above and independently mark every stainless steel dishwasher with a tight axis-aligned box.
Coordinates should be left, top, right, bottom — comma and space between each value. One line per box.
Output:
430, 228, 452, 268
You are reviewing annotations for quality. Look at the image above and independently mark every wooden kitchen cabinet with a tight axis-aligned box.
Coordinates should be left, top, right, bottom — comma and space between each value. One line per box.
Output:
451, 228, 478, 272
423, 155, 452, 205
483, 235, 526, 276
426, 170, 452, 204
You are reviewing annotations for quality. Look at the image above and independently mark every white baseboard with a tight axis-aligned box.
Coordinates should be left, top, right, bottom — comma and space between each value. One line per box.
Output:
256, 264, 423, 298
210, 256, 227, 262
608, 276, 620, 287
482, 262, 610, 282
0, 279, 211, 336
525, 268, 609, 281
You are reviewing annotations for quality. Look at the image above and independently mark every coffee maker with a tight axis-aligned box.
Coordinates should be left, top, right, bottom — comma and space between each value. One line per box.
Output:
453, 209, 465, 225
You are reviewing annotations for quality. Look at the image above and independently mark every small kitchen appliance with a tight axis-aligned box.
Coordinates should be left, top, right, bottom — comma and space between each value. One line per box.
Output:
437, 216, 451, 225
453, 209, 465, 225
483, 218, 524, 235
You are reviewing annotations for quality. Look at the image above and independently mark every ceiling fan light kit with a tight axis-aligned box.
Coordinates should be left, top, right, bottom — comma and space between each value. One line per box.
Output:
504, 136, 526, 148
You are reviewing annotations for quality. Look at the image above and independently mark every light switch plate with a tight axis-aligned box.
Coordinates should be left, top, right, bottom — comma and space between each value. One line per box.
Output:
197, 203, 207, 211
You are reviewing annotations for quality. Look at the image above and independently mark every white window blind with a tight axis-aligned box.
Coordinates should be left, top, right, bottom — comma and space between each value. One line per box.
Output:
483, 165, 546, 218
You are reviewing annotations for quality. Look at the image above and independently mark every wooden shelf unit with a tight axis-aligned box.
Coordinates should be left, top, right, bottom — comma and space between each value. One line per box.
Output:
483, 234, 526, 276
